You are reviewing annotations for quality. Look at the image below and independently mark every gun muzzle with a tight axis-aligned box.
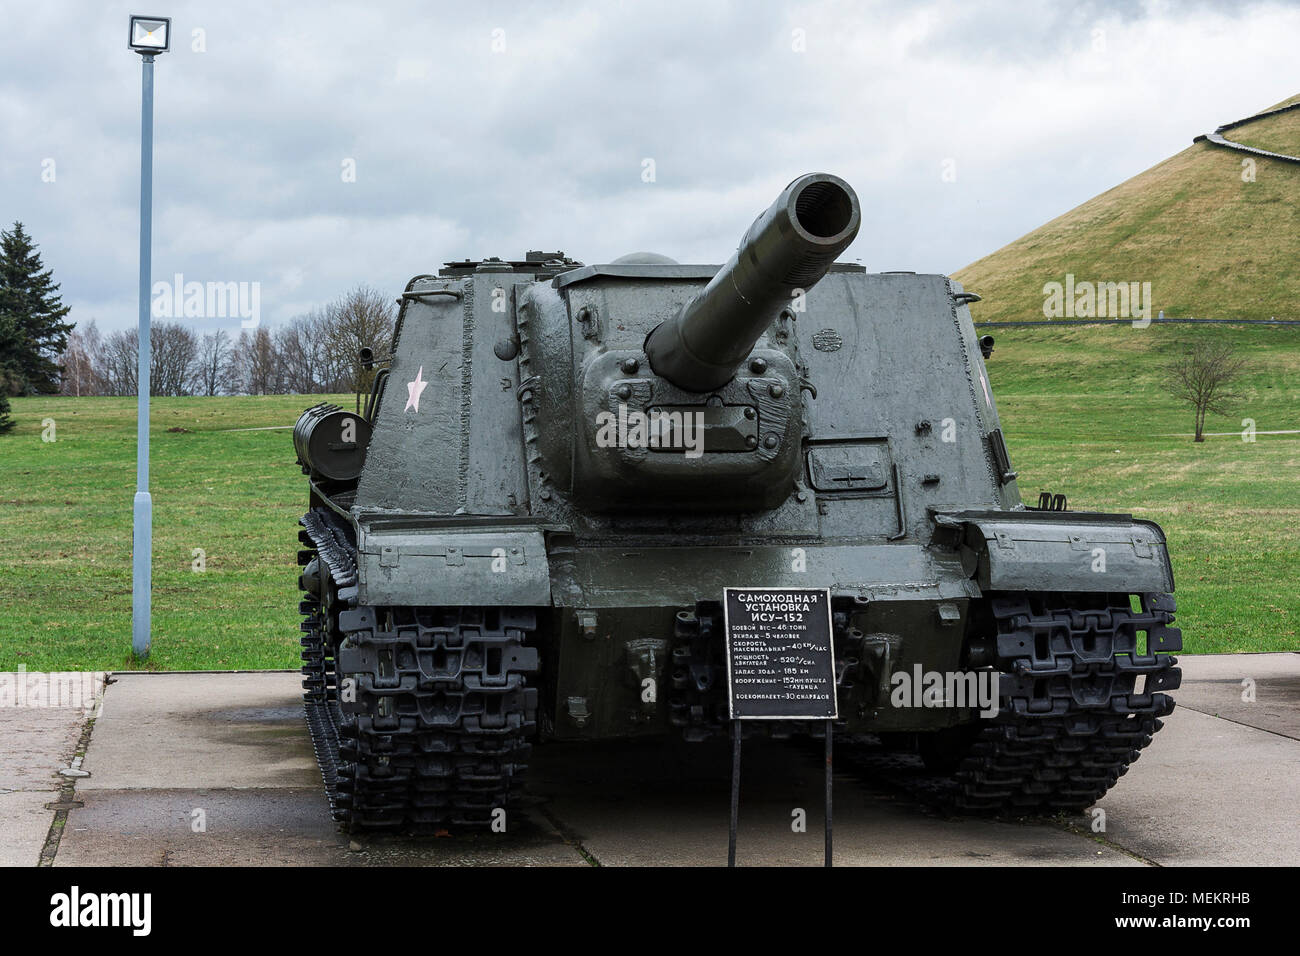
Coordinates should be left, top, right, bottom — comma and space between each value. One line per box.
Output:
645, 172, 860, 392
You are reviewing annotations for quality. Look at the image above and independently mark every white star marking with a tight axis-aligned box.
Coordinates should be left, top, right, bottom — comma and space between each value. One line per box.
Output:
405, 366, 428, 413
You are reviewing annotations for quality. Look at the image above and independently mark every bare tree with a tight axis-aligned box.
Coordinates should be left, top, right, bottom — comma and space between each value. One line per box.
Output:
92, 322, 198, 396
322, 285, 397, 396
100, 327, 139, 395
225, 330, 250, 395
151, 322, 198, 396
59, 320, 104, 395
1165, 340, 1247, 442
276, 310, 331, 393
237, 326, 278, 395
194, 329, 232, 396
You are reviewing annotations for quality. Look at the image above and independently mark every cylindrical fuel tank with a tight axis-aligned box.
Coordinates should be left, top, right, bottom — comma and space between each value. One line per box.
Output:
293, 403, 373, 481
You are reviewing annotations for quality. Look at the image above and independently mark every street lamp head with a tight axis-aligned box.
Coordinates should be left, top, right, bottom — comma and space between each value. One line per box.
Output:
128, 15, 171, 55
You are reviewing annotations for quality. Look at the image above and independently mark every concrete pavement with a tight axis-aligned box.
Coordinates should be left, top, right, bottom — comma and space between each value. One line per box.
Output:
1091, 654, 1300, 866
1, 655, 1296, 866
0, 671, 103, 866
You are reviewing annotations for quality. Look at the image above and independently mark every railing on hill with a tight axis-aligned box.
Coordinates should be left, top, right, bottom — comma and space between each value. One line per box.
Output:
1193, 101, 1300, 164
974, 317, 1300, 327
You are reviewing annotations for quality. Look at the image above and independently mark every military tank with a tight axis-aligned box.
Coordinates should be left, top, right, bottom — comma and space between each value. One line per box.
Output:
294, 172, 1181, 830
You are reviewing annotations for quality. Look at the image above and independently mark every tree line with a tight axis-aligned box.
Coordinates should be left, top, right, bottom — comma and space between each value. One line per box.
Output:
57, 286, 396, 398
1, 219, 1250, 442
0, 219, 398, 429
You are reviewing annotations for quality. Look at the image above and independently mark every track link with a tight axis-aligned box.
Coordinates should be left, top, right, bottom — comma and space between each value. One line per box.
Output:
830, 592, 1182, 814
953, 591, 1181, 811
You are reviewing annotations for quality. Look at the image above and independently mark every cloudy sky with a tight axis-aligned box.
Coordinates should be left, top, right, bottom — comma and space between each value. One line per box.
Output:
1, 0, 1296, 335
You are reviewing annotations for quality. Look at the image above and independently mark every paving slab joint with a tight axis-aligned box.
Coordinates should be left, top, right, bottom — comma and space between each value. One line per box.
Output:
537, 804, 601, 867
1055, 814, 1159, 867
37, 678, 109, 867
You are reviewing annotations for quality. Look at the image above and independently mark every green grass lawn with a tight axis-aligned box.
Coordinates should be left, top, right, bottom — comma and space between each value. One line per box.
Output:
0, 322, 1295, 670
0, 394, 354, 671
987, 323, 1299, 653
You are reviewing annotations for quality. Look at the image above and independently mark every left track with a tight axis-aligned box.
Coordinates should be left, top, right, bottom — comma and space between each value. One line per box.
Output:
297, 507, 540, 832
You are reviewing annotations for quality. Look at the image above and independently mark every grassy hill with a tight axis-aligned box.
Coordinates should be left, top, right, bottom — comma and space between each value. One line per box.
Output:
954, 95, 1300, 323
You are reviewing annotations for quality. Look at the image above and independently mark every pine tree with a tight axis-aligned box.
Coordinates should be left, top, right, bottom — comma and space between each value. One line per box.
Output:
0, 311, 19, 431
0, 222, 74, 394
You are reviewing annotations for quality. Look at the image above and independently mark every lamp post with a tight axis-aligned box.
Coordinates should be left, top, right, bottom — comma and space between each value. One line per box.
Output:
128, 15, 170, 660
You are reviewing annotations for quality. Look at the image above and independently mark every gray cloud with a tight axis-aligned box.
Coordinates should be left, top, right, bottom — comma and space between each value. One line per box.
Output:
2, 0, 1297, 333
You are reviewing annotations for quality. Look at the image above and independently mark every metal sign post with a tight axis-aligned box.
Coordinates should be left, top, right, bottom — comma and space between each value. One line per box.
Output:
728, 719, 741, 867
824, 719, 832, 866
727, 719, 833, 868
723, 587, 837, 867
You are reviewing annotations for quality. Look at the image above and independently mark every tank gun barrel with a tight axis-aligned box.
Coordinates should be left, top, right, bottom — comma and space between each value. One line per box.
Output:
644, 172, 861, 392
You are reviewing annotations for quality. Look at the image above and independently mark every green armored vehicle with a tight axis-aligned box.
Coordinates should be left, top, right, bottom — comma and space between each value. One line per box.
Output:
294, 173, 1181, 830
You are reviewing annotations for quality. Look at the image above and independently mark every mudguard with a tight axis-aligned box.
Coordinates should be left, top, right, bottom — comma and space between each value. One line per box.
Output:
355, 523, 552, 607
935, 509, 1175, 594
